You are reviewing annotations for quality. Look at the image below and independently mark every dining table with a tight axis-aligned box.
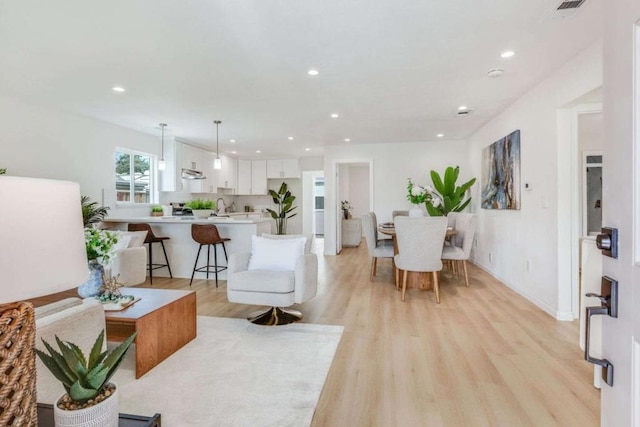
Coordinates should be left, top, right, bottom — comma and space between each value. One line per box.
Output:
378, 223, 457, 290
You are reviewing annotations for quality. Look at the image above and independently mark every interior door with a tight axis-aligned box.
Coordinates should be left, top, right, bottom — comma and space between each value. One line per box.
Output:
597, 5, 640, 426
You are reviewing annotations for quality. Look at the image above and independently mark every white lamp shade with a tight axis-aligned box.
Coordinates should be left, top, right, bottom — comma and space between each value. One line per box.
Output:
0, 176, 89, 303
213, 158, 222, 170
158, 159, 166, 171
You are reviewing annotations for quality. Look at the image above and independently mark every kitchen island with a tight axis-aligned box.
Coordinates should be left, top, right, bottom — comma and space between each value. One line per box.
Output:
103, 217, 272, 280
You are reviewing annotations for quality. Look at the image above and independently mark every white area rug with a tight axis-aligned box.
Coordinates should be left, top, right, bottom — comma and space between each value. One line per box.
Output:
112, 316, 343, 426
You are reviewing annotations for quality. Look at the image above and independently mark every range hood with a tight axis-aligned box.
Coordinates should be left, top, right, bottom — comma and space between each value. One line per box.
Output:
181, 168, 206, 180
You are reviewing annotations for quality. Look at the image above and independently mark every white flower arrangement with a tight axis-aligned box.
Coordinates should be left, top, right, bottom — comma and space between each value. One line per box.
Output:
84, 229, 119, 266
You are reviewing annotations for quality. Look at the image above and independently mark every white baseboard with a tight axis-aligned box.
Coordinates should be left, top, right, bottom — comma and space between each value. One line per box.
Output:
470, 257, 570, 321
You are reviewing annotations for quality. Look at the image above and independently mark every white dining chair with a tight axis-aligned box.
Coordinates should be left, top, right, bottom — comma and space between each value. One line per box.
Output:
441, 213, 476, 287
394, 216, 448, 303
361, 212, 394, 281
392, 210, 409, 219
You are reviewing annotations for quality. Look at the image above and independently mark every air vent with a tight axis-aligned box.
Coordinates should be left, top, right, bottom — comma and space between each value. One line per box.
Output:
457, 110, 472, 117
557, 0, 585, 10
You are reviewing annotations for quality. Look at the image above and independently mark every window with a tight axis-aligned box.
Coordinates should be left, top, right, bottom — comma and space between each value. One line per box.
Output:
115, 149, 155, 203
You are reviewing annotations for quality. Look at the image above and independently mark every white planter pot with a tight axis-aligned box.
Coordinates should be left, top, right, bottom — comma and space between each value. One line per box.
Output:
54, 384, 119, 427
192, 209, 213, 219
408, 206, 424, 217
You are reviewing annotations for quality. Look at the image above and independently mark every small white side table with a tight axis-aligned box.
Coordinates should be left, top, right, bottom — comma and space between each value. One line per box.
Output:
342, 218, 362, 247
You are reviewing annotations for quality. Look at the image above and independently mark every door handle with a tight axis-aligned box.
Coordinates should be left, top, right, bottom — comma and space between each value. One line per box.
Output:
584, 276, 618, 387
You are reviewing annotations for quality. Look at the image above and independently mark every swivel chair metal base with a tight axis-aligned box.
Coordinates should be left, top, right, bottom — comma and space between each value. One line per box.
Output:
247, 307, 303, 326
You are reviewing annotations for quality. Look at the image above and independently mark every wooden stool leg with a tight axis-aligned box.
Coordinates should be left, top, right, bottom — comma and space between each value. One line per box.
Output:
401, 270, 408, 302
463, 260, 470, 287
433, 271, 440, 304
373, 257, 378, 277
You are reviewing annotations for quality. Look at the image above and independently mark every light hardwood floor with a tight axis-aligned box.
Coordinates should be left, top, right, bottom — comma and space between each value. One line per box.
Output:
111, 239, 599, 426
131, 238, 600, 426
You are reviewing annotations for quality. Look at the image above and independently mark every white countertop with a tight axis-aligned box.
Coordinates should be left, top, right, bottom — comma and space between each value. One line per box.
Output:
104, 216, 271, 225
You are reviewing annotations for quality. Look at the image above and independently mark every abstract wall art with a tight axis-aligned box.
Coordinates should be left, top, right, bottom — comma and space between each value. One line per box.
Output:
481, 129, 521, 210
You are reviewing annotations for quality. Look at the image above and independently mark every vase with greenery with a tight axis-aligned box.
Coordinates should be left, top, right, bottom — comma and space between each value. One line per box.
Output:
341, 200, 352, 220
36, 330, 136, 427
185, 198, 216, 218
425, 166, 476, 216
407, 178, 438, 217
79, 229, 119, 298
81, 196, 110, 228
266, 182, 297, 235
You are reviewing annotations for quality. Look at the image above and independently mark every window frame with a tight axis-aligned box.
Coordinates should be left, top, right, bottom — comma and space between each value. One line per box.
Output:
114, 147, 158, 206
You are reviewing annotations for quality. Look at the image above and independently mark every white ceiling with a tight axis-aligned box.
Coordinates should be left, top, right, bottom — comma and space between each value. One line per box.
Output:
0, 0, 602, 158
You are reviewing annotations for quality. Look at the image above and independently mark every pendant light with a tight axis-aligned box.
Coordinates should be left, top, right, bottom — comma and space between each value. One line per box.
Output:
213, 120, 222, 170
158, 123, 167, 171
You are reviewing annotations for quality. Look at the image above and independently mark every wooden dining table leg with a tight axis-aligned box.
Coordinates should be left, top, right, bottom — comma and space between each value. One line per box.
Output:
463, 260, 470, 287
401, 270, 408, 301
433, 271, 440, 304
395, 266, 400, 289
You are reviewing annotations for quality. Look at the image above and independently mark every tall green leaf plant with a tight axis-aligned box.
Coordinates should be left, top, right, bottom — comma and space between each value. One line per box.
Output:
266, 182, 297, 235
425, 166, 476, 216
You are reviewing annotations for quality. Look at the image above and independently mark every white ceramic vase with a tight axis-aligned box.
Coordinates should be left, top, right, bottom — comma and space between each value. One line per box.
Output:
192, 209, 213, 219
408, 206, 424, 217
54, 384, 118, 427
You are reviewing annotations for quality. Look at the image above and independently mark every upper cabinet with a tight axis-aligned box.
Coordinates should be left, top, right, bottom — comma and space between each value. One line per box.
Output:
267, 159, 300, 179
237, 159, 267, 195
217, 155, 237, 192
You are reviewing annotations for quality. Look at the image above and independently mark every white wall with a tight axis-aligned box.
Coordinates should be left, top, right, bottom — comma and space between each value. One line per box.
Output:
467, 41, 602, 319
346, 164, 370, 219
0, 95, 161, 217
323, 139, 470, 255
579, 112, 604, 152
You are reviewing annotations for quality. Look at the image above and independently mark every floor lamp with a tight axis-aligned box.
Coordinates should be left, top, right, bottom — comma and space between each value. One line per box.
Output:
0, 177, 89, 425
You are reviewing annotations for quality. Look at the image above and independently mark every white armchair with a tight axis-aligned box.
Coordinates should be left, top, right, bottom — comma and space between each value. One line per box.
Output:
227, 234, 318, 325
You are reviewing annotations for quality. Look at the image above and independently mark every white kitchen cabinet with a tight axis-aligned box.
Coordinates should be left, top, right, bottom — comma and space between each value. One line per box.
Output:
217, 155, 237, 192
266, 159, 300, 179
237, 159, 252, 195
159, 136, 180, 192
189, 151, 217, 193
237, 160, 267, 195
251, 160, 268, 195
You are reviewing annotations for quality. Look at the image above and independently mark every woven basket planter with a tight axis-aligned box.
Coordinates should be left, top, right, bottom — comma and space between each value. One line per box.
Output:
0, 301, 37, 426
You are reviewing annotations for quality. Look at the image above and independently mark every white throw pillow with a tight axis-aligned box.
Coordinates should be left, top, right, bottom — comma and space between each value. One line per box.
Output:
110, 232, 132, 253
247, 235, 306, 271
261, 233, 313, 254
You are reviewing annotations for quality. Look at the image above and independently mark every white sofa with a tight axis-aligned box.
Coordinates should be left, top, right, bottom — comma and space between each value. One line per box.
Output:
34, 298, 106, 404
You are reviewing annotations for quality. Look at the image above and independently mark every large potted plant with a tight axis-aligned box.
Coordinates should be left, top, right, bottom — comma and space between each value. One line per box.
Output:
266, 182, 297, 235
36, 330, 136, 427
81, 196, 110, 228
185, 198, 216, 219
425, 166, 476, 216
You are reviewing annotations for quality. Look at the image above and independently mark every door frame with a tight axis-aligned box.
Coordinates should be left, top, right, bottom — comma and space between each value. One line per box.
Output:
331, 159, 374, 255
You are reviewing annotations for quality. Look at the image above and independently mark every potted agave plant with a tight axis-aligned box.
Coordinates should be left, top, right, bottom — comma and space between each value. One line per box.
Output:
36, 330, 136, 427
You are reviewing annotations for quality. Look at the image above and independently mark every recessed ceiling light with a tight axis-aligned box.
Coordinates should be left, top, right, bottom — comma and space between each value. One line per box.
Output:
501, 51, 515, 58
458, 106, 468, 111
288, 136, 294, 140
230, 139, 236, 143
437, 133, 444, 138
308, 69, 319, 76
256, 150, 261, 153
112, 86, 125, 93
231, 151, 237, 154
344, 138, 351, 142
305, 148, 311, 151
330, 113, 339, 118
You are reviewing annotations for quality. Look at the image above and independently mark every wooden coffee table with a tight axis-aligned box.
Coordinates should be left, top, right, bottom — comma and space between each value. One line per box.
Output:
105, 288, 196, 378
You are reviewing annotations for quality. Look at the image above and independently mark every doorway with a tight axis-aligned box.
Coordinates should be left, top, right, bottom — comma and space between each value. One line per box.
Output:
582, 152, 603, 236
334, 161, 373, 254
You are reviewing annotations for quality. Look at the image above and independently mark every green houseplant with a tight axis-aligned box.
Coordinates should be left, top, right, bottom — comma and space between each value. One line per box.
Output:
425, 166, 476, 216
35, 330, 136, 426
0, 168, 6, 175
266, 182, 297, 235
185, 198, 216, 219
150, 205, 163, 217
81, 196, 109, 228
